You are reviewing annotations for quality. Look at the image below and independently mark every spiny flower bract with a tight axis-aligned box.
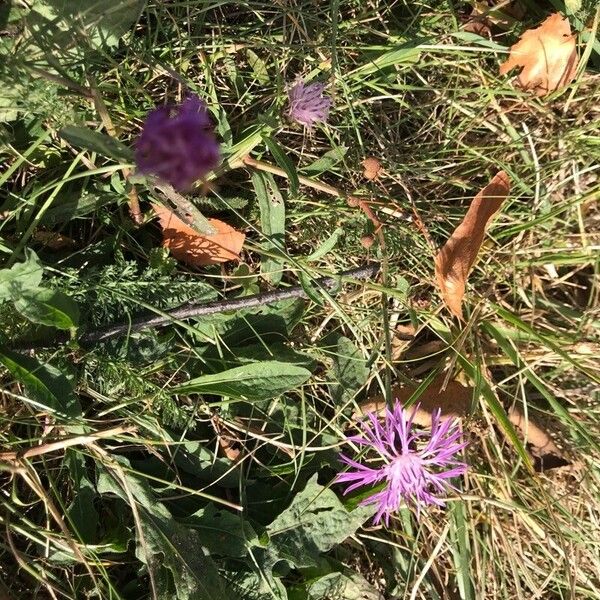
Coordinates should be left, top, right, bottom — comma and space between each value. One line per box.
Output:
336, 401, 467, 525
135, 95, 220, 191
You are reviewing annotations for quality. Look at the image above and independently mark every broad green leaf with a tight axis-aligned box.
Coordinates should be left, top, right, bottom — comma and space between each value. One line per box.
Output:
44, 0, 146, 47
0, 347, 81, 418
301, 146, 348, 176
173, 361, 311, 400
264, 136, 299, 196
58, 125, 133, 161
97, 459, 228, 600
266, 474, 374, 569
14, 288, 79, 329
252, 171, 286, 286
331, 336, 369, 402
65, 450, 99, 543
185, 503, 258, 558
172, 439, 240, 487
0, 249, 43, 302
306, 572, 383, 600
40, 189, 117, 226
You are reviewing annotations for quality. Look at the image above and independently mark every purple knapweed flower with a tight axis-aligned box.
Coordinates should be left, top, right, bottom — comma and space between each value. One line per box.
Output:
336, 401, 467, 525
287, 79, 331, 128
135, 95, 220, 191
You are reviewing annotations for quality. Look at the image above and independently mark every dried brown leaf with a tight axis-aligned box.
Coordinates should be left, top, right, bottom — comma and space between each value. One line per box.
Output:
507, 408, 561, 457
362, 157, 382, 181
355, 376, 471, 427
434, 171, 510, 319
499, 12, 578, 96
153, 204, 245, 266
356, 375, 566, 464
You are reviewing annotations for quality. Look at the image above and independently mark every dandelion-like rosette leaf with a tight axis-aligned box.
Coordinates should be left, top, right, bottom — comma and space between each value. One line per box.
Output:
287, 80, 331, 128
135, 95, 220, 191
336, 402, 467, 524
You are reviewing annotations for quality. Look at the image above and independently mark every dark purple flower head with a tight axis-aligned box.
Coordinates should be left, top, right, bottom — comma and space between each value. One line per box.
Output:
287, 79, 331, 128
336, 401, 467, 525
135, 95, 220, 191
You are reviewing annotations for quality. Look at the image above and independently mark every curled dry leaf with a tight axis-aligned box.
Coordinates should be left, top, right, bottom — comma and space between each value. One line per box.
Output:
434, 171, 510, 319
153, 204, 245, 266
362, 157, 382, 181
499, 12, 578, 96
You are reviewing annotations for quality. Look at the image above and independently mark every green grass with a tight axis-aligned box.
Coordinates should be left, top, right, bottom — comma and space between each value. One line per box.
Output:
1, 1, 600, 599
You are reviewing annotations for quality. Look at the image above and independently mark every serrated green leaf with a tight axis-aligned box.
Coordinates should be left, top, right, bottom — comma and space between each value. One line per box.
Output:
0, 347, 81, 418
59, 125, 133, 161
97, 458, 228, 600
0, 249, 43, 302
172, 361, 311, 400
266, 474, 374, 569
14, 288, 79, 329
252, 171, 286, 285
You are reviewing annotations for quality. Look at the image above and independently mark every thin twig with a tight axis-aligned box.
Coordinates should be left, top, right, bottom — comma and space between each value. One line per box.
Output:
80, 263, 379, 345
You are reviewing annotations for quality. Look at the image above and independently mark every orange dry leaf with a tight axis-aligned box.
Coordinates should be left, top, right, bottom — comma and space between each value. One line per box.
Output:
499, 12, 578, 96
153, 204, 245, 266
434, 171, 510, 319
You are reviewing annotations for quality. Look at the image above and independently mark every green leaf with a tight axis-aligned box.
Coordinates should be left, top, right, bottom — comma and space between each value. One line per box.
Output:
301, 146, 348, 176
352, 43, 421, 77
306, 228, 344, 261
0, 249, 43, 302
0, 347, 81, 418
299, 271, 325, 306
97, 459, 228, 600
246, 49, 270, 84
173, 361, 311, 401
14, 288, 79, 329
266, 474, 374, 570
44, 0, 146, 47
58, 125, 133, 161
252, 171, 286, 286
264, 136, 299, 196
65, 450, 99, 543
331, 336, 369, 402
185, 504, 258, 558
306, 572, 383, 600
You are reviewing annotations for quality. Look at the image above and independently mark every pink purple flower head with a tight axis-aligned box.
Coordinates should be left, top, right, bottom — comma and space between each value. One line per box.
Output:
135, 95, 220, 191
287, 79, 331, 128
336, 401, 467, 525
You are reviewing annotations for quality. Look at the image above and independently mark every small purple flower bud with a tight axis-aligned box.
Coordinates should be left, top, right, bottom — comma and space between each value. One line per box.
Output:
135, 95, 220, 191
336, 401, 468, 525
287, 79, 331, 128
